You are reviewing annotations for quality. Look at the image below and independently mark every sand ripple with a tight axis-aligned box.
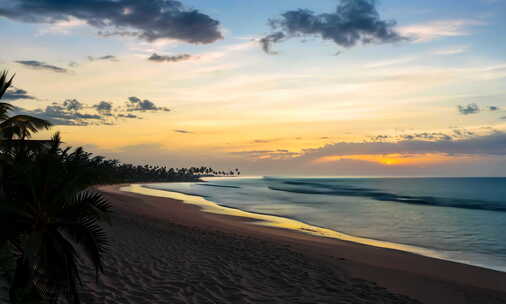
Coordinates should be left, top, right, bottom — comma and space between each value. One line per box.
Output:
77, 211, 420, 304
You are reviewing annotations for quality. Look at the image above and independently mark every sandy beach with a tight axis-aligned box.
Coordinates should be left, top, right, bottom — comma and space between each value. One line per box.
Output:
65, 185, 506, 304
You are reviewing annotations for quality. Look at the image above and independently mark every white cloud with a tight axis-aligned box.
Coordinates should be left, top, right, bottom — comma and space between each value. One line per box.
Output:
363, 57, 417, 69
399, 19, 486, 42
432, 45, 470, 55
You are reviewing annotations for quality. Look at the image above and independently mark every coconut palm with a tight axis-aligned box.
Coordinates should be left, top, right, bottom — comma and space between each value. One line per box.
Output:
0, 133, 111, 304
0, 70, 53, 207
0, 70, 51, 140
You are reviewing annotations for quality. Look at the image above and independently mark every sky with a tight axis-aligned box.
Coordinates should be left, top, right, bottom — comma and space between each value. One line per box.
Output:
1, 0, 506, 176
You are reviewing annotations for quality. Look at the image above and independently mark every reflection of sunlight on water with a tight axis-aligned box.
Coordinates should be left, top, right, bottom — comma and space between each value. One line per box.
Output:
121, 184, 442, 260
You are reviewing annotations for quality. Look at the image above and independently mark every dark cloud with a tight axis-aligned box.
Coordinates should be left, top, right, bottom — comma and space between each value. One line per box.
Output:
371, 135, 389, 141
127, 96, 170, 112
452, 129, 475, 138
401, 132, 452, 141
458, 103, 480, 115
148, 53, 192, 63
63, 99, 83, 111
261, 0, 408, 54
88, 55, 118, 62
94, 101, 113, 114
14, 103, 103, 126
303, 132, 506, 158
15, 60, 68, 73
12, 96, 170, 126
174, 129, 192, 134
0, 0, 223, 44
117, 113, 139, 119
2, 86, 36, 101
489, 106, 500, 111
259, 32, 285, 54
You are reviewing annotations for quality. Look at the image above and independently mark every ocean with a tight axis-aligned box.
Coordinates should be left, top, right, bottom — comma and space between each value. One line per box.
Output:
139, 177, 506, 272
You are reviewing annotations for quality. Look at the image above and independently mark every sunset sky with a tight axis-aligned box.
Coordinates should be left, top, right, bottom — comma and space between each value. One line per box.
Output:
1, 0, 506, 176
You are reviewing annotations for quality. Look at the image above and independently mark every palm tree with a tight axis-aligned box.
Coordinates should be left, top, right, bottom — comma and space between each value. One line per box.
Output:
0, 133, 111, 304
0, 70, 51, 140
0, 70, 52, 203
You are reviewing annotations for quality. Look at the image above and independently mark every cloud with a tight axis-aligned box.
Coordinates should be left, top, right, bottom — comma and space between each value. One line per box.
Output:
14, 103, 104, 126
63, 99, 83, 111
451, 128, 475, 138
371, 131, 473, 143
259, 32, 285, 54
399, 19, 485, 43
401, 132, 452, 141
2, 86, 36, 101
88, 55, 118, 62
230, 149, 299, 160
458, 103, 480, 115
303, 131, 506, 158
432, 46, 469, 55
174, 129, 192, 134
15, 60, 68, 73
117, 113, 139, 119
261, 0, 408, 54
0, 0, 223, 44
93, 101, 113, 114
148, 53, 193, 63
126, 96, 170, 112
13, 96, 171, 126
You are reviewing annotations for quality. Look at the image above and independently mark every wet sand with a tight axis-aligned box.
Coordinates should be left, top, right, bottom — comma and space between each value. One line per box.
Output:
74, 185, 506, 304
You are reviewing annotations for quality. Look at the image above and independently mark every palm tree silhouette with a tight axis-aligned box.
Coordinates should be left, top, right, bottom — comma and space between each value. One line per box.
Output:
0, 133, 111, 304
0, 71, 51, 140
0, 70, 53, 203
0, 72, 110, 304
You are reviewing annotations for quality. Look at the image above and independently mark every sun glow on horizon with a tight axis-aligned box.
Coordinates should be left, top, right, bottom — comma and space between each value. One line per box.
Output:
313, 153, 476, 166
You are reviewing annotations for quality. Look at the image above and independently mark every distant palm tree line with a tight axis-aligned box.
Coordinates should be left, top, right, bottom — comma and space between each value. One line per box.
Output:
89, 163, 241, 184
0, 70, 240, 304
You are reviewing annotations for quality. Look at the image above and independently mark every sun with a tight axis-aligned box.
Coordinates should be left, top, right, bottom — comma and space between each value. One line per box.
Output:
382, 159, 395, 166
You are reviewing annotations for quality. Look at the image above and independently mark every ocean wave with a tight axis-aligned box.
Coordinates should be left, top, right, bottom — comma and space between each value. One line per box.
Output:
197, 183, 241, 189
265, 179, 506, 212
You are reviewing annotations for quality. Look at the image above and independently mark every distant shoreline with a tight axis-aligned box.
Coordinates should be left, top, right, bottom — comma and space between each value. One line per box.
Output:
94, 184, 506, 304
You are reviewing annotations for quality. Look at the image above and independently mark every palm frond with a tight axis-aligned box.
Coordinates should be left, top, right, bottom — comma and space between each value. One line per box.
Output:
0, 115, 52, 139
0, 102, 15, 121
37, 230, 82, 304
63, 192, 112, 221
60, 217, 110, 279
0, 70, 15, 100
58, 192, 111, 278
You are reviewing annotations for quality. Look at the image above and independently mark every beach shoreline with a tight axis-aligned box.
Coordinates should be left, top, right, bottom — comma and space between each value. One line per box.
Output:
131, 183, 497, 271
92, 184, 506, 304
